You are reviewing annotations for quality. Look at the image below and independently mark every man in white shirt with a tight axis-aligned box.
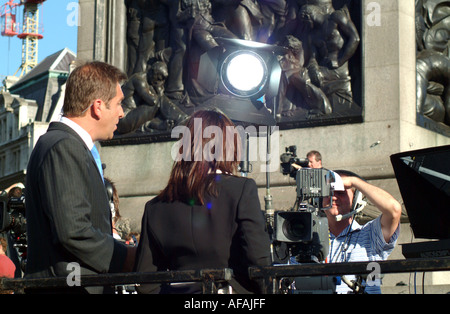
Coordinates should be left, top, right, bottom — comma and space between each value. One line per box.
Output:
25, 61, 136, 293
326, 170, 402, 293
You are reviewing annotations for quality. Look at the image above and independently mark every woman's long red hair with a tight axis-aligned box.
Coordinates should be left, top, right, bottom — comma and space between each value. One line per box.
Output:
158, 109, 241, 205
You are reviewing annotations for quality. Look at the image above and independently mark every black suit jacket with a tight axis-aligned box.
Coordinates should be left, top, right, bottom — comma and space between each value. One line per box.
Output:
134, 175, 271, 293
25, 122, 128, 293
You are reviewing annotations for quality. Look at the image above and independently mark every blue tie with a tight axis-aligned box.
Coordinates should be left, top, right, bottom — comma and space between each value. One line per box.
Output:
91, 145, 104, 180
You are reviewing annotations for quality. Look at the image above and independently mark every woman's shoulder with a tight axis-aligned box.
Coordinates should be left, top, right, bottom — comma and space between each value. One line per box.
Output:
145, 195, 163, 207
216, 174, 257, 191
144, 196, 186, 210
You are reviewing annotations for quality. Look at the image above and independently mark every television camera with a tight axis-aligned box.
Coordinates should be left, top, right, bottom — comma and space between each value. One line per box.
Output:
280, 145, 309, 178
267, 147, 345, 293
272, 165, 337, 264
0, 190, 27, 271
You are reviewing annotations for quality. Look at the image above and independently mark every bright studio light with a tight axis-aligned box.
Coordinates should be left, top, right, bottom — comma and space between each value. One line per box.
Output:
226, 53, 264, 91
221, 51, 268, 98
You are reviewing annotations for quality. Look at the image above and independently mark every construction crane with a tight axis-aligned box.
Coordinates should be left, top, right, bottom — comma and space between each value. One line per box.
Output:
0, 0, 46, 77
0, 0, 19, 37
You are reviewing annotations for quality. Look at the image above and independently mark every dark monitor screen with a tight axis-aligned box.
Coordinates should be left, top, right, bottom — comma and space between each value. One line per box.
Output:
390, 145, 450, 239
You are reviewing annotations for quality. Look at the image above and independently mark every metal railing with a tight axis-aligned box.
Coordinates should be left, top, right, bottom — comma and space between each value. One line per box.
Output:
0, 268, 233, 294
1, 257, 449, 294
249, 257, 450, 293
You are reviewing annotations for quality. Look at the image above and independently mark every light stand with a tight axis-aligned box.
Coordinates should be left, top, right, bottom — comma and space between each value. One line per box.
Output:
198, 39, 285, 286
198, 36, 285, 217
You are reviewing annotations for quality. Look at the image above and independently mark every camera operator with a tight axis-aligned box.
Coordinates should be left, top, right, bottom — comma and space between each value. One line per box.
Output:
7, 185, 23, 199
0, 182, 24, 201
325, 170, 402, 294
291, 150, 323, 170
306, 150, 323, 169
0, 183, 25, 278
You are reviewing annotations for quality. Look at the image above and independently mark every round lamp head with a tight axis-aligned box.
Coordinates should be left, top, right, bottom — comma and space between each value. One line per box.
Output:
220, 50, 268, 98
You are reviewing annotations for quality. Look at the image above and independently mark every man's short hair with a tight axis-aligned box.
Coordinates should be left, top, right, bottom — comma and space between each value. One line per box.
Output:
63, 60, 127, 117
307, 150, 322, 162
7, 187, 22, 198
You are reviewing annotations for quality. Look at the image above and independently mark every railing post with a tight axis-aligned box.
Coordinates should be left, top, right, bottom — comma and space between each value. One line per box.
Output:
200, 268, 233, 294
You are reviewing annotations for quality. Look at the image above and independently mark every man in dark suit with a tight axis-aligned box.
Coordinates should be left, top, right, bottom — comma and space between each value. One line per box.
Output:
25, 61, 136, 293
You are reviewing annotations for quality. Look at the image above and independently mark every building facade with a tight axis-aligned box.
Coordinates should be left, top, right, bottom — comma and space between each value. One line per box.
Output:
0, 48, 76, 188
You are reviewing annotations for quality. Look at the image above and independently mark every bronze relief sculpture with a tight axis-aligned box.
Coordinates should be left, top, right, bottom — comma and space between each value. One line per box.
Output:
117, 0, 363, 138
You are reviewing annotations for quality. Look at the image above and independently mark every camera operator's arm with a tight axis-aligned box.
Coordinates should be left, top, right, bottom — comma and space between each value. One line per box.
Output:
0, 183, 24, 198
342, 176, 401, 242
1, 184, 21, 203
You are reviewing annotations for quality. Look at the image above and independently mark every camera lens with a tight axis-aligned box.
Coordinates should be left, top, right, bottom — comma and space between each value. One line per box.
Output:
283, 216, 308, 242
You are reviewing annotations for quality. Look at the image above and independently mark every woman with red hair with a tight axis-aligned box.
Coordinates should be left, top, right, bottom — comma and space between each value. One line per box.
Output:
134, 109, 271, 294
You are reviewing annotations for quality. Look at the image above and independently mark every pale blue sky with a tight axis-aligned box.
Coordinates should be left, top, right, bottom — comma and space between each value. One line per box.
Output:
0, 0, 78, 78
